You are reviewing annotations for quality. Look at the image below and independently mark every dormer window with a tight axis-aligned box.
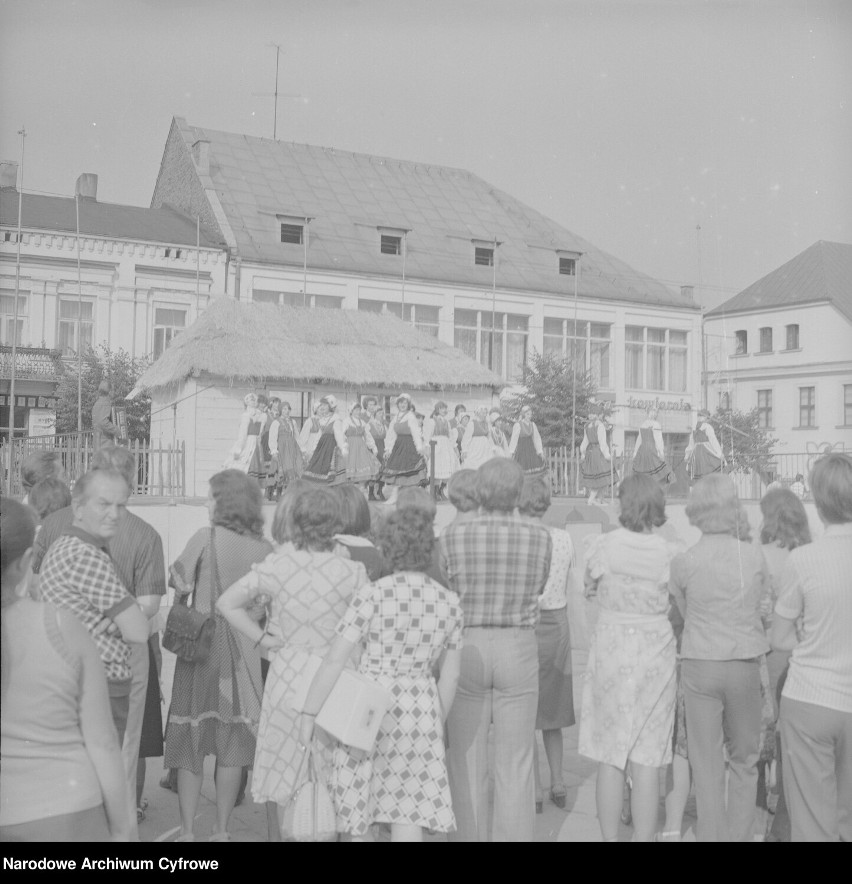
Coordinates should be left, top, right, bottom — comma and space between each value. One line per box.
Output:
474, 246, 494, 267
280, 223, 304, 245
380, 234, 402, 256
559, 257, 576, 276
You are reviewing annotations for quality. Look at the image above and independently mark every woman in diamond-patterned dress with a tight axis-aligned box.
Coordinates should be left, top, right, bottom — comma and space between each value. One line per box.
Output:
216, 487, 368, 827
300, 509, 463, 842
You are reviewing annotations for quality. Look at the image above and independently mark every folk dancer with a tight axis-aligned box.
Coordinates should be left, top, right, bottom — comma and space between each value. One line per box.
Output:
302, 396, 349, 485
509, 405, 547, 479
423, 401, 459, 501
685, 409, 723, 483
297, 401, 324, 462
364, 396, 388, 502
461, 406, 494, 470
631, 407, 674, 485
268, 400, 304, 500
339, 401, 380, 495
222, 393, 264, 483
382, 394, 427, 506
580, 405, 617, 505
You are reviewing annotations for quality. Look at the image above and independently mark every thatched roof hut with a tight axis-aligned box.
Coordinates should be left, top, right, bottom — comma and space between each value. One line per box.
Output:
135, 298, 502, 394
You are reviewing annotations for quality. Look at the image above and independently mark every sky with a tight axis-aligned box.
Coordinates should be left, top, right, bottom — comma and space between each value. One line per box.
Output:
1, 0, 850, 309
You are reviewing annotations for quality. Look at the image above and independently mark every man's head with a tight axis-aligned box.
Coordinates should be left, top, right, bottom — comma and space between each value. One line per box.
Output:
71, 469, 129, 541
477, 457, 524, 513
97, 380, 111, 396
21, 451, 65, 492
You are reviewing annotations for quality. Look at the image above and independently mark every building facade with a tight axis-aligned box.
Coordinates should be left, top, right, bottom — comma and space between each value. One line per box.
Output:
704, 241, 852, 471
0, 165, 227, 437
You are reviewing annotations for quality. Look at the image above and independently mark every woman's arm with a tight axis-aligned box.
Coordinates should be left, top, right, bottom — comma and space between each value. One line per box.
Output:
298, 633, 357, 745
61, 611, 131, 841
579, 430, 589, 456
408, 412, 424, 453
461, 420, 474, 455
332, 416, 349, 457
384, 420, 397, 455
597, 421, 611, 460
770, 615, 799, 651
297, 418, 313, 453
508, 422, 521, 455
423, 418, 435, 448
632, 431, 642, 458
703, 422, 723, 459
652, 424, 665, 460
231, 412, 250, 455
268, 420, 280, 458
111, 600, 149, 644
685, 431, 695, 460
532, 422, 544, 457
216, 574, 284, 655
363, 422, 377, 454
436, 648, 461, 722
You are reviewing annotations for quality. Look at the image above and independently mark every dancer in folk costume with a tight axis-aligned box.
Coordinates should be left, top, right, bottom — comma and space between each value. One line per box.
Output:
382, 394, 427, 505
302, 395, 349, 485
580, 404, 618, 505
363, 396, 388, 502
450, 405, 467, 461
222, 393, 265, 482
488, 409, 510, 457
298, 401, 324, 462
461, 406, 493, 470
509, 405, 547, 478
423, 401, 459, 501
685, 409, 723, 483
262, 398, 281, 500
269, 400, 304, 499
631, 407, 674, 486
340, 401, 380, 493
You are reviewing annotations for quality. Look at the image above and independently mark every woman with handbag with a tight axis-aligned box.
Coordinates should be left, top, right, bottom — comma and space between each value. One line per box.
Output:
162, 470, 273, 843
217, 487, 368, 839
299, 508, 463, 842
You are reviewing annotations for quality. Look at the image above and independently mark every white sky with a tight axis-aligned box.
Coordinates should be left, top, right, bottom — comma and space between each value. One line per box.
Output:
1, 0, 850, 308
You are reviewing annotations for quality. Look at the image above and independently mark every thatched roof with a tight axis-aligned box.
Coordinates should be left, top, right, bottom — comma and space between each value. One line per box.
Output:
135, 299, 502, 393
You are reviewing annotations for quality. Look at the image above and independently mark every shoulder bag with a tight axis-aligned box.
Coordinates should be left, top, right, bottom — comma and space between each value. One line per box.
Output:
280, 740, 337, 842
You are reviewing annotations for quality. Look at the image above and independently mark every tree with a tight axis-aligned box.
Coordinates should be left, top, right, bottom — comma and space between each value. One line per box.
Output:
504, 350, 598, 449
55, 346, 151, 440
708, 406, 777, 477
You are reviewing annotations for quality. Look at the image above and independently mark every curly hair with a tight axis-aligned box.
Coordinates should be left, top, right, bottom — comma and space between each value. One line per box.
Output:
271, 479, 312, 544
289, 488, 342, 551
333, 484, 371, 537
447, 469, 479, 513
208, 470, 265, 539
759, 488, 811, 549
396, 486, 437, 519
376, 508, 435, 573
810, 452, 852, 525
618, 475, 666, 533
518, 477, 551, 519
28, 477, 72, 522
686, 474, 751, 541
21, 451, 63, 492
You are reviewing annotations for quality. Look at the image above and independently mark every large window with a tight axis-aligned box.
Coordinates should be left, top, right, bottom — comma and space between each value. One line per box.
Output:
252, 290, 342, 310
0, 291, 27, 346
358, 299, 439, 336
759, 327, 773, 353
798, 387, 816, 428
58, 299, 94, 355
757, 389, 773, 429
152, 307, 187, 359
625, 326, 688, 392
454, 309, 529, 380
542, 318, 612, 389
785, 324, 800, 350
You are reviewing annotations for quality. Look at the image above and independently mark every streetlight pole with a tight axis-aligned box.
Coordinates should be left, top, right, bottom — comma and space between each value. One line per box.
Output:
7, 128, 25, 443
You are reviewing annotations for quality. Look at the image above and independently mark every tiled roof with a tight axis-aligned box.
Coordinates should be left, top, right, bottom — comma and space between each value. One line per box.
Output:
160, 118, 695, 310
0, 346, 65, 382
707, 241, 852, 323
0, 189, 225, 249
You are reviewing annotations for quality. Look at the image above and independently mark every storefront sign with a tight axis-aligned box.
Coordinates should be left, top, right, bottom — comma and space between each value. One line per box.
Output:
27, 408, 55, 437
626, 396, 692, 412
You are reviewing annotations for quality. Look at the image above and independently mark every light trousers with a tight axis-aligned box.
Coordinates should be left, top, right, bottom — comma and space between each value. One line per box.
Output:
446, 627, 539, 842
682, 658, 761, 842
121, 641, 150, 842
779, 696, 852, 842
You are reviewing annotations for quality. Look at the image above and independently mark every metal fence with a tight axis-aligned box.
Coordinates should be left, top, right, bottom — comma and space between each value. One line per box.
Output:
1, 432, 186, 498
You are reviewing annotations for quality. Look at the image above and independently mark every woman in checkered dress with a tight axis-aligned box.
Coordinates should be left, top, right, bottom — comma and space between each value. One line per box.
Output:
300, 509, 463, 842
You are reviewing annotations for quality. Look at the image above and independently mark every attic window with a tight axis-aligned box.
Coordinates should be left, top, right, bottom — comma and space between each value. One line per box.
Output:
474, 247, 494, 267
380, 234, 402, 256
559, 257, 576, 276
4, 232, 19, 243
164, 248, 182, 259
280, 223, 304, 245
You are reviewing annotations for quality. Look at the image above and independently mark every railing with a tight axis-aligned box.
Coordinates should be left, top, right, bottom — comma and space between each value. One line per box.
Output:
0, 432, 185, 498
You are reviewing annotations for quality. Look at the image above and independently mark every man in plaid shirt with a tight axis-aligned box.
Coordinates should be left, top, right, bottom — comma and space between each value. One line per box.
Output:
440, 457, 552, 842
39, 469, 149, 747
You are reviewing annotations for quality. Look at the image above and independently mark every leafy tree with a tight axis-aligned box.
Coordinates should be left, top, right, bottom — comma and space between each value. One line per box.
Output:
708, 406, 777, 477
504, 350, 598, 449
55, 346, 151, 440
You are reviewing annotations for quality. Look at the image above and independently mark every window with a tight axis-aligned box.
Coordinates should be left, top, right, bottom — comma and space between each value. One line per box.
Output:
474, 247, 494, 267
558, 257, 576, 276
759, 327, 773, 352
280, 223, 303, 245
58, 299, 94, 355
163, 248, 182, 259
0, 291, 27, 346
380, 234, 401, 256
719, 391, 731, 411
798, 387, 816, 428
735, 330, 747, 355
625, 326, 688, 392
785, 324, 799, 350
542, 318, 612, 389
3, 232, 19, 243
757, 389, 773, 429
844, 385, 852, 427
252, 290, 341, 310
453, 309, 529, 380
152, 307, 187, 359
358, 299, 439, 337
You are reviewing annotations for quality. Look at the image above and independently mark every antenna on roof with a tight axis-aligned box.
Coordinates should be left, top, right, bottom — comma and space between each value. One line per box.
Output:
251, 44, 305, 140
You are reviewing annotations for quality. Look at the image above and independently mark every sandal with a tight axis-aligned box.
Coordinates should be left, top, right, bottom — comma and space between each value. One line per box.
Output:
550, 785, 567, 809
136, 799, 148, 823
655, 830, 682, 842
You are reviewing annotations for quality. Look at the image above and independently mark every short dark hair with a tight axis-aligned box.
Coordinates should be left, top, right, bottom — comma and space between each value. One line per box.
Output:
208, 470, 264, 538
290, 488, 342, 551
1, 497, 37, 584
477, 458, 523, 512
454, 404, 466, 416
447, 469, 479, 513
333, 484, 371, 537
376, 508, 434, 573
28, 477, 72, 522
618, 475, 667, 533
759, 488, 811, 549
810, 453, 852, 525
396, 486, 437, 519
21, 451, 62, 491
71, 469, 128, 503
518, 477, 551, 519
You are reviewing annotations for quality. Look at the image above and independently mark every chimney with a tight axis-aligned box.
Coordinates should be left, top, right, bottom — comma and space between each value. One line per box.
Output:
681, 285, 694, 300
192, 140, 210, 176
75, 173, 98, 200
0, 161, 18, 190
